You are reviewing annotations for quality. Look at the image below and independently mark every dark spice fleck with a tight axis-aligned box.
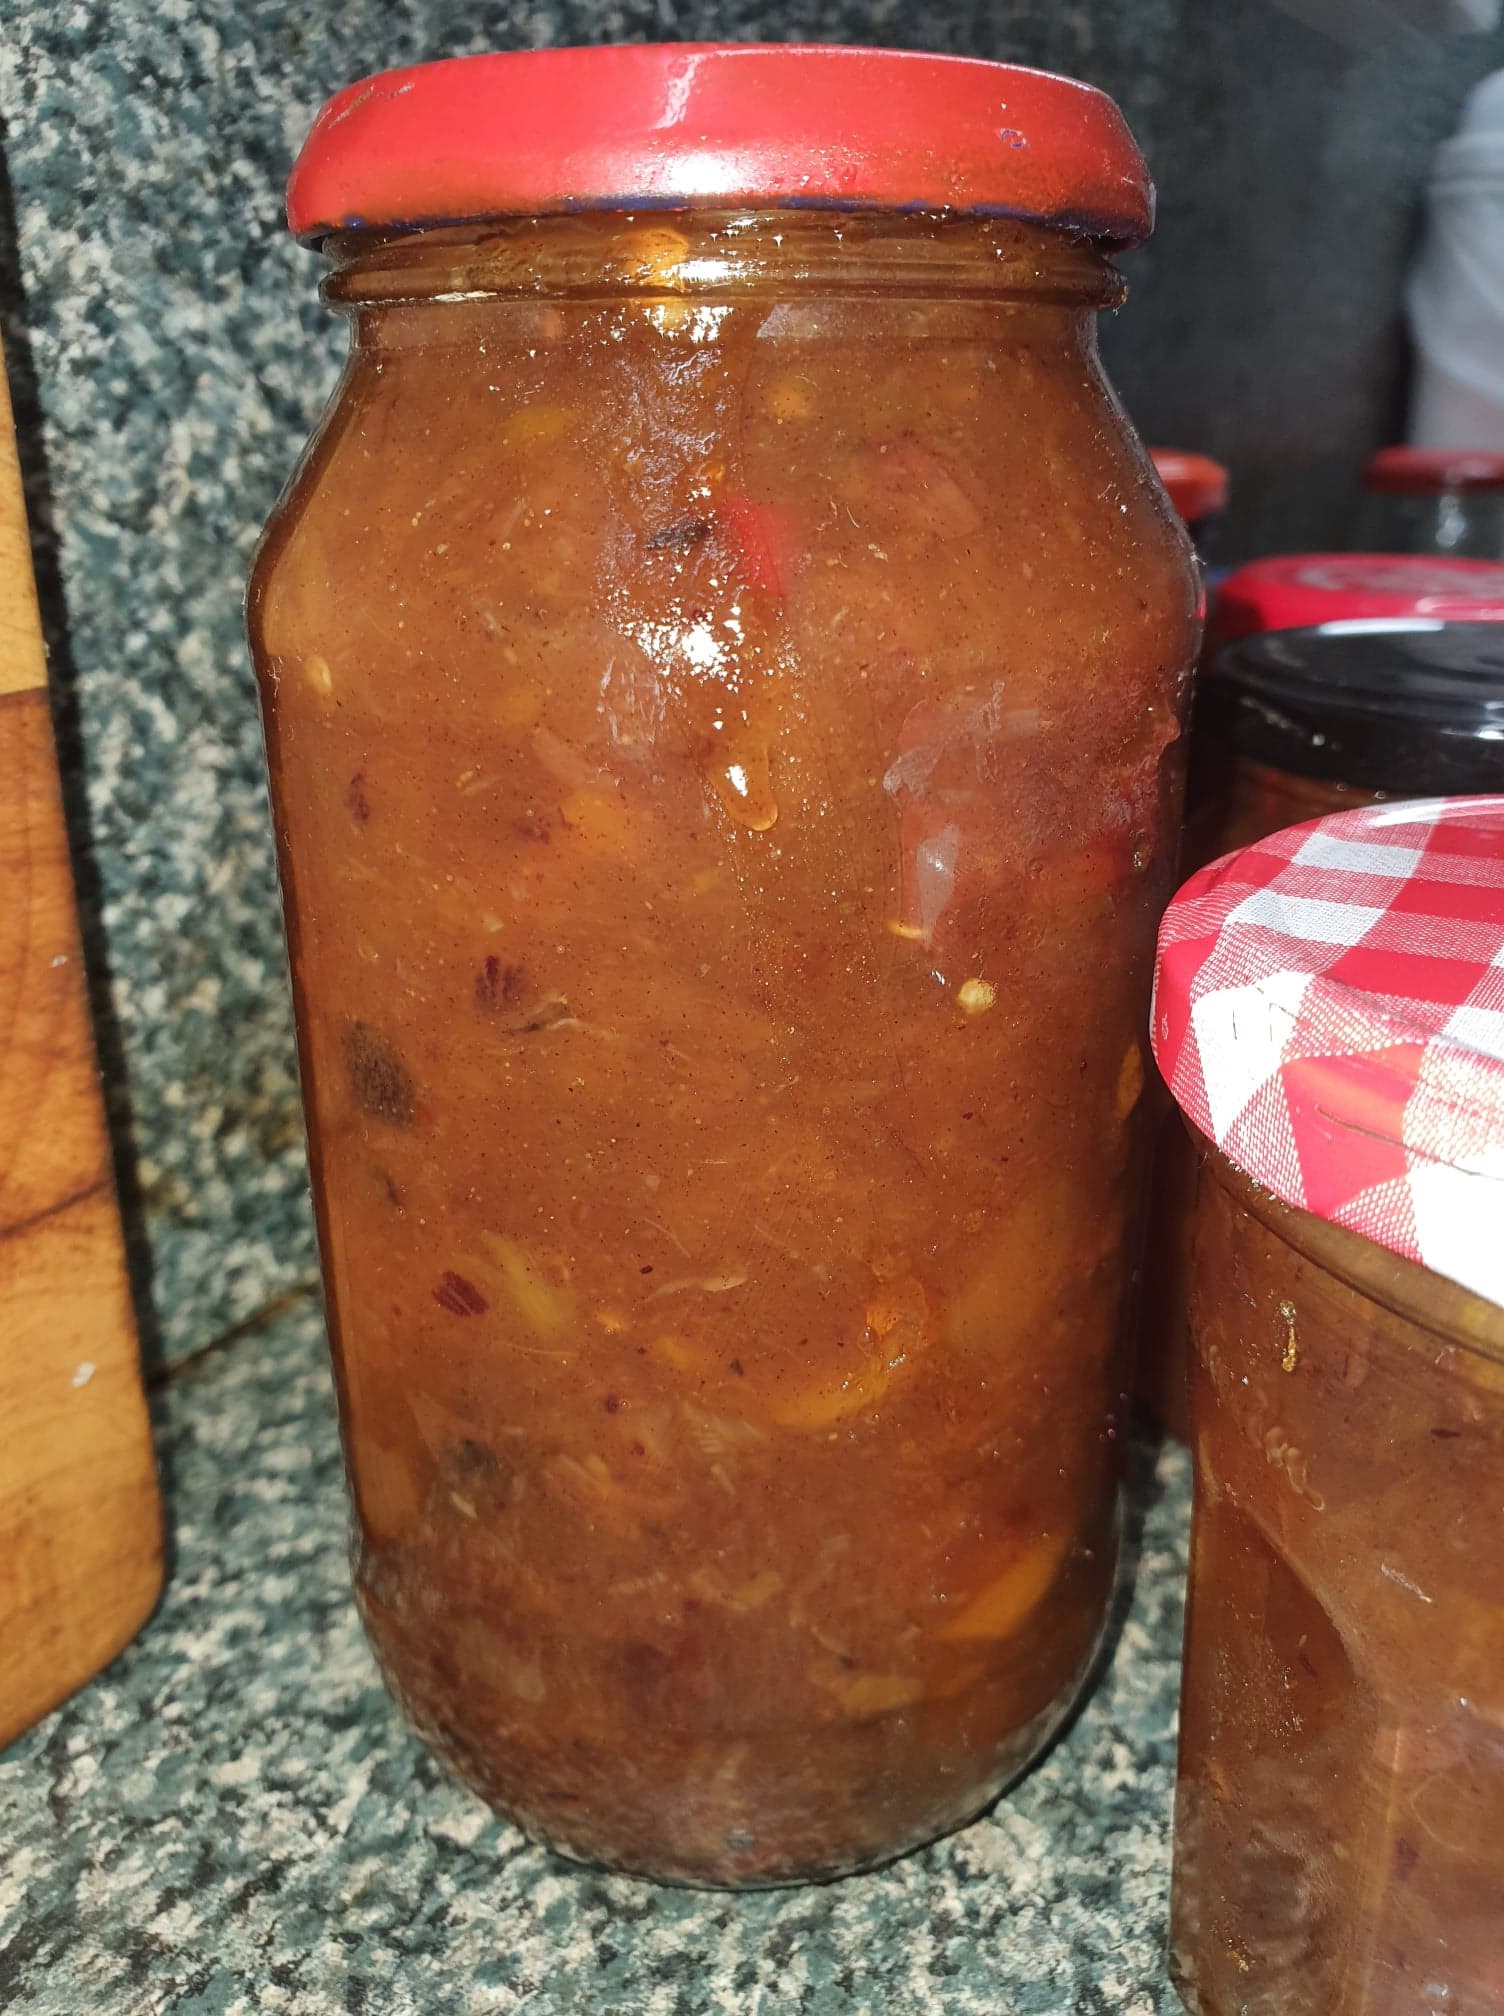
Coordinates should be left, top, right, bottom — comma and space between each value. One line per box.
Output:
647, 517, 712, 553
344, 1022, 415, 1126
452, 1437, 500, 1478
1431, 1426, 1463, 1440
433, 1271, 489, 1317
475, 955, 526, 1014
603, 1394, 622, 1414
345, 771, 371, 823
1394, 1836, 1419, 1882
729, 1358, 745, 1377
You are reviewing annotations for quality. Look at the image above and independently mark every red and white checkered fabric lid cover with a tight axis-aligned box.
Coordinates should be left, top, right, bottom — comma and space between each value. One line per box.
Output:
1152, 797, 1504, 1307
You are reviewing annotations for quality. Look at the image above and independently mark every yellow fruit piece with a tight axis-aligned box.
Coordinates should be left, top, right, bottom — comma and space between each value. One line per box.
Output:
351, 1438, 425, 1545
936, 1529, 1070, 1642
304, 653, 334, 699
502, 404, 575, 449
768, 1356, 898, 1432
730, 1569, 784, 1611
865, 1278, 928, 1341
648, 1332, 716, 1378
771, 1274, 929, 1431
837, 1672, 926, 1716
493, 679, 546, 735
561, 787, 632, 851
1115, 1042, 1145, 1121
957, 977, 997, 1015
945, 1180, 1084, 1355
765, 377, 814, 422
480, 1232, 574, 1341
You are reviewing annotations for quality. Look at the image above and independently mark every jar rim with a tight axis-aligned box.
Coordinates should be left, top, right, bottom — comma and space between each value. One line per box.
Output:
1199, 1135, 1504, 1372
317, 209, 1125, 313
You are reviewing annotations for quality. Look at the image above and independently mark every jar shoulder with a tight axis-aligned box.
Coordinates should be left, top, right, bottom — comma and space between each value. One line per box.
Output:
251, 313, 1199, 707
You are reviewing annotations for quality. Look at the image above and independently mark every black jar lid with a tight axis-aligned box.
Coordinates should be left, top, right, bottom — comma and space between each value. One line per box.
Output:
1203, 620, 1504, 795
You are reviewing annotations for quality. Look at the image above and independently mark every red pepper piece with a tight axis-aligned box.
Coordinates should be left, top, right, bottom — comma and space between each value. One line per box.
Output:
719, 494, 793, 599
433, 1271, 488, 1317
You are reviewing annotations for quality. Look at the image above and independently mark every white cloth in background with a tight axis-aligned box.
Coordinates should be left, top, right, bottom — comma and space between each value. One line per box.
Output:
1408, 69, 1504, 448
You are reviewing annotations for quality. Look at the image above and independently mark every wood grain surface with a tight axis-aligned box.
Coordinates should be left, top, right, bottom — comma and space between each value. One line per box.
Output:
0, 337, 162, 1747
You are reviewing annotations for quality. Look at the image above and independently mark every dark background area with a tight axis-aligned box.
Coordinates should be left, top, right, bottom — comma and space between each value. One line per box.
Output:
1099, 5, 1502, 557
1, 0, 1501, 1364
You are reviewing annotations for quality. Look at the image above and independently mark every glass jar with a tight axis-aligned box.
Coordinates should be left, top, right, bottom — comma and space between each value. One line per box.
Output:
247, 44, 1200, 1886
1357, 447, 1504, 560
1139, 622, 1504, 1435
1176, 1150, 1504, 2016
1151, 797, 1504, 2015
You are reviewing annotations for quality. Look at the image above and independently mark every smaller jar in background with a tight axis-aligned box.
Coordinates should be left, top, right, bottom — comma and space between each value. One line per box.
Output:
1138, 622, 1504, 1435
1151, 449, 1230, 556
1358, 447, 1504, 559
1212, 551, 1504, 649
1153, 798, 1504, 2016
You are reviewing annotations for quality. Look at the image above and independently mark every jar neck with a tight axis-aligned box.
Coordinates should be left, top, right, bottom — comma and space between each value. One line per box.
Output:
320, 209, 1124, 313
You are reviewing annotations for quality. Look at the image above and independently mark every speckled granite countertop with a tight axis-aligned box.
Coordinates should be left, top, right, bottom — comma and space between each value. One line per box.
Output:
0, 1298, 1190, 2015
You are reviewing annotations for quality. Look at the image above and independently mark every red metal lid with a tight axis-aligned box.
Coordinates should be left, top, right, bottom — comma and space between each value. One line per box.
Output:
1364, 447, 1504, 496
1150, 449, 1229, 525
286, 44, 1153, 244
1153, 797, 1504, 1306
1215, 554, 1504, 641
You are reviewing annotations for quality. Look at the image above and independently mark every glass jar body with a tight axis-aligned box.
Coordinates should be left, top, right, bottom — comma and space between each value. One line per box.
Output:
1173, 1145, 1504, 2013
248, 211, 1199, 1885
1139, 756, 1383, 1437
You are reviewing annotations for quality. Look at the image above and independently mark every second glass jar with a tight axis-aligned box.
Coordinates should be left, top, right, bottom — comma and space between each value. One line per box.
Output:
250, 204, 1198, 1883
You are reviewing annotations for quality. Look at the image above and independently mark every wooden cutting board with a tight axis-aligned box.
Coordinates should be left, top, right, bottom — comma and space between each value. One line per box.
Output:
0, 333, 162, 1747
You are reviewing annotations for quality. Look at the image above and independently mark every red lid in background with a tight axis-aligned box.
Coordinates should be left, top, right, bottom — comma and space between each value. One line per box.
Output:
1150, 449, 1230, 524
286, 44, 1153, 244
1152, 797, 1504, 1307
1364, 447, 1504, 495
1215, 554, 1504, 641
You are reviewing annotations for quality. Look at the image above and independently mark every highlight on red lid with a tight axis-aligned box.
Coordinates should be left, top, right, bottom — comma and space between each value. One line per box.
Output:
1365, 446, 1504, 495
286, 44, 1154, 243
1152, 797, 1504, 1308
1150, 449, 1229, 525
1215, 552, 1504, 641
